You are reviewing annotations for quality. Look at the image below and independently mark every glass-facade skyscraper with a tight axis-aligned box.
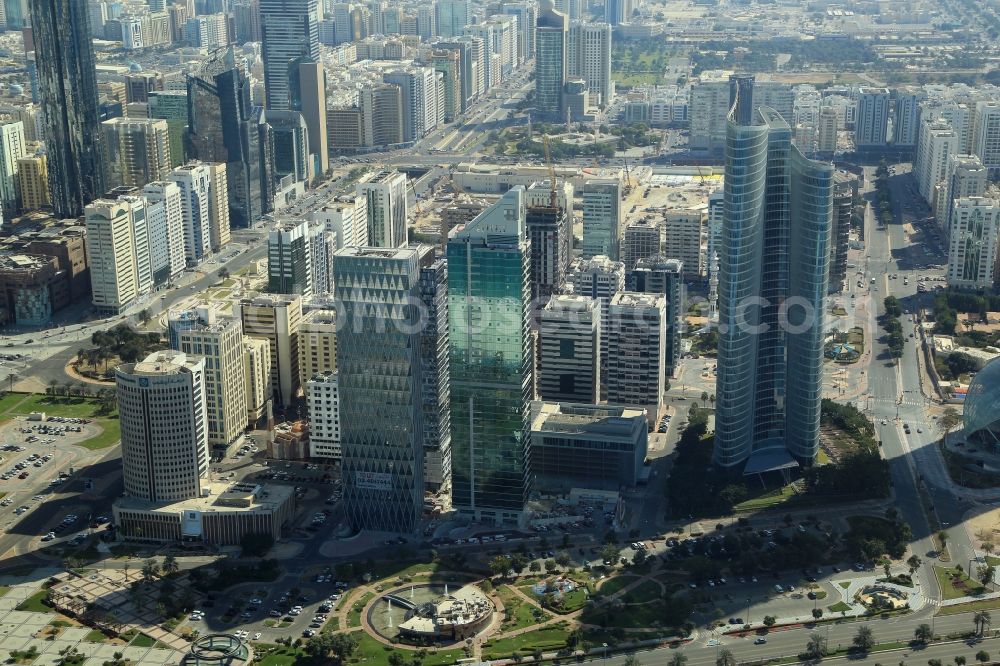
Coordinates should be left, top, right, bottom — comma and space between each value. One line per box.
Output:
447, 186, 532, 526
31, 0, 107, 218
334, 246, 424, 534
186, 48, 271, 228
259, 0, 320, 111
714, 78, 834, 472
535, 1, 567, 122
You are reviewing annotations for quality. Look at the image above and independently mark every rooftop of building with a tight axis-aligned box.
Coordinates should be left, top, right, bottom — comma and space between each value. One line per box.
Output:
301, 309, 337, 327
611, 291, 665, 308
545, 294, 598, 312
0, 253, 53, 272
307, 370, 338, 384
115, 479, 294, 515
531, 401, 647, 438
130, 350, 201, 375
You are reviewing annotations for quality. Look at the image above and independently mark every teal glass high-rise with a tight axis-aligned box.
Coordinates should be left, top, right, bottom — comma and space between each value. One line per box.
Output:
447, 186, 532, 526
714, 77, 834, 473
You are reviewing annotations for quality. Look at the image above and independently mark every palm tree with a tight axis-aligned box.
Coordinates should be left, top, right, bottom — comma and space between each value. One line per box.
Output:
716, 649, 736, 666
975, 610, 991, 636
853, 626, 875, 653
806, 632, 827, 659
668, 654, 687, 666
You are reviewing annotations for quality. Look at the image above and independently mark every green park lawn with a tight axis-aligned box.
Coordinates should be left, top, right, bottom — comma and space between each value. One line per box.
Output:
16, 590, 49, 612
0, 393, 120, 449
498, 585, 549, 632
935, 566, 987, 600
480, 626, 572, 659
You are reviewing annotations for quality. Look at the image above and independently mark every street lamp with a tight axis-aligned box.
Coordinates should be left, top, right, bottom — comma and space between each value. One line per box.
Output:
602, 643, 608, 665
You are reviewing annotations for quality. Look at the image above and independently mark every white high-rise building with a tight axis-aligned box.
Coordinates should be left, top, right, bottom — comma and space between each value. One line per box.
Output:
357, 171, 408, 248
936, 154, 988, 235
855, 87, 891, 148
142, 181, 186, 285
167, 162, 216, 263
313, 195, 368, 248
915, 117, 957, 204
893, 91, 923, 147
306, 370, 341, 459
0, 120, 24, 217
116, 350, 208, 502
85, 197, 140, 314
567, 21, 612, 109
947, 197, 1000, 290
973, 102, 1000, 179
564, 254, 624, 401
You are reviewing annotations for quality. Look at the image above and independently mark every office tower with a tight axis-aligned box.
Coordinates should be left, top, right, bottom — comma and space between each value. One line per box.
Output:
236, 294, 302, 407
383, 67, 439, 142
893, 91, 923, 148
102, 118, 172, 189
915, 117, 957, 203
142, 180, 186, 285
314, 195, 368, 248
829, 174, 852, 294
326, 107, 362, 151
973, 102, 1000, 179
357, 171, 408, 248
663, 209, 706, 277
418, 250, 452, 493
205, 163, 231, 252
626, 256, 683, 378
31, 0, 106, 218
581, 178, 622, 260
149, 0, 167, 11
817, 107, 838, 153
538, 294, 600, 403
447, 187, 531, 525
185, 14, 229, 47
930, 101, 974, 154
502, 2, 536, 61
525, 193, 570, 308
605, 292, 665, 413
244, 336, 272, 426
298, 59, 329, 176
435, 0, 469, 37
947, 197, 1000, 290
232, 0, 262, 43
166, 163, 214, 263
171, 309, 248, 458
714, 92, 834, 471
109, 188, 154, 298
464, 16, 518, 91
360, 84, 404, 147
604, 0, 629, 25
535, 2, 567, 121
16, 153, 48, 211
688, 74, 731, 152
854, 87, 891, 148
334, 246, 424, 533
0, 120, 23, 217
437, 37, 485, 111
116, 351, 208, 502
306, 370, 340, 459
308, 222, 334, 294
147, 91, 187, 168
84, 197, 141, 314
186, 48, 267, 228
260, 0, 319, 111
431, 50, 461, 123
417, 3, 436, 38
622, 219, 662, 271
4, 0, 25, 29
937, 154, 988, 234
565, 254, 624, 401
298, 309, 337, 387
268, 219, 314, 296
267, 110, 311, 182
567, 21, 612, 109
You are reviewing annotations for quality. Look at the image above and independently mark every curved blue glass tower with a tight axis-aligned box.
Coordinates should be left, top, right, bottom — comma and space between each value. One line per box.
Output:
714, 81, 833, 472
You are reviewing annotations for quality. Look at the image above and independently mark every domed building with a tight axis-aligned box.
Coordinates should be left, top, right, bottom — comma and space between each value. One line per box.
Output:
963, 357, 1000, 448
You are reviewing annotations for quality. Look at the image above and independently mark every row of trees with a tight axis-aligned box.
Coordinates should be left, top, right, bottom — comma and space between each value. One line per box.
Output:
881, 296, 906, 359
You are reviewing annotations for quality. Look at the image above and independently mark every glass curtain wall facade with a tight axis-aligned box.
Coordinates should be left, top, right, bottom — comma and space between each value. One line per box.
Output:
714, 86, 833, 471
333, 246, 424, 533
447, 187, 532, 525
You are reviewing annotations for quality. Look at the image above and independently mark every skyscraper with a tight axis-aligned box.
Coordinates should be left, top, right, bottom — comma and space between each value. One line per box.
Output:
448, 187, 532, 525
535, 1, 567, 122
186, 48, 268, 228
102, 118, 173, 189
947, 197, 1000, 290
435, 0, 469, 38
357, 170, 408, 248
854, 87, 891, 149
0, 120, 24, 218
267, 219, 314, 296
259, 0, 320, 111
714, 82, 834, 471
538, 294, 600, 403
116, 350, 208, 503
418, 248, 452, 493
581, 177, 622, 260
147, 91, 188, 168
334, 246, 424, 533
31, 0, 106, 218
626, 256, 683, 377
567, 21, 612, 109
